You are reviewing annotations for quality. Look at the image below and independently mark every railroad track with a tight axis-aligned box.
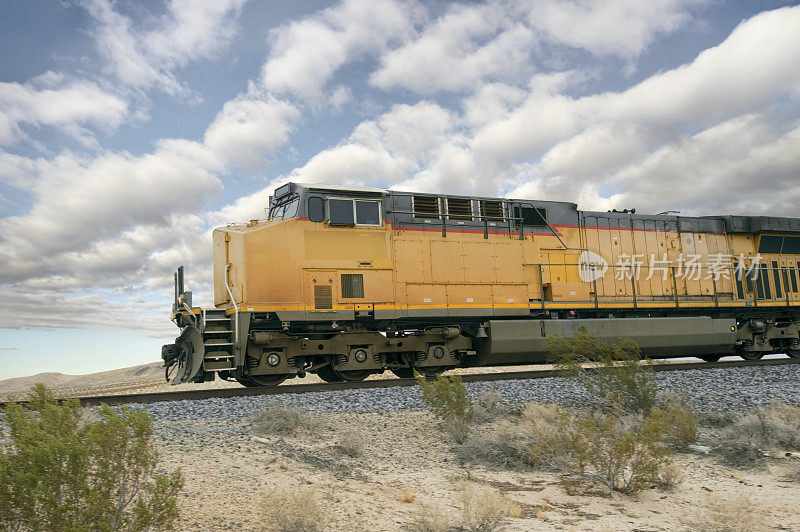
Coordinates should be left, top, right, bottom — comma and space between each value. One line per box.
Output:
2, 357, 799, 408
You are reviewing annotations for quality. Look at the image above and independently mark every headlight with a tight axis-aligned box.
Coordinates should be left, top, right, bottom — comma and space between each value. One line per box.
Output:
433, 346, 445, 359
354, 349, 368, 363
266, 352, 281, 366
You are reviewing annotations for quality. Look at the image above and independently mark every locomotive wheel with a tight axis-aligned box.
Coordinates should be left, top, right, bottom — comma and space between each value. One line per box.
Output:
316, 365, 345, 383
391, 367, 415, 379
787, 350, 800, 359
247, 374, 288, 386
235, 376, 257, 387
738, 350, 764, 361
333, 369, 372, 381
699, 355, 721, 363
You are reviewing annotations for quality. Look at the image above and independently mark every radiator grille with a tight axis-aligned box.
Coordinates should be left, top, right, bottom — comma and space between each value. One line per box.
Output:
446, 198, 472, 220
480, 200, 504, 221
413, 195, 439, 218
314, 285, 332, 309
341, 274, 364, 298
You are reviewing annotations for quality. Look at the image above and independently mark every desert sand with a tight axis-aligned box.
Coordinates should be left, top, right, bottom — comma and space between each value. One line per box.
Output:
157, 411, 800, 531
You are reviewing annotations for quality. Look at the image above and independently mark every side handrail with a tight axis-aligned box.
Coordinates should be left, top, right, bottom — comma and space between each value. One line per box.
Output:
225, 264, 240, 351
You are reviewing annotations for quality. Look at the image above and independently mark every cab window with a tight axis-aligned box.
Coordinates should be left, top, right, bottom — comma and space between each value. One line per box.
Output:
269, 197, 299, 220
327, 198, 382, 226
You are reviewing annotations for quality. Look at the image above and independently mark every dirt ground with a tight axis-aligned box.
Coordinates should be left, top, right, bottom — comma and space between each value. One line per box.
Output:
156, 410, 800, 531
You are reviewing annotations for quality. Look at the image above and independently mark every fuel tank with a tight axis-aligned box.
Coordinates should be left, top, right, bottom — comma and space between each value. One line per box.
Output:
477, 316, 737, 364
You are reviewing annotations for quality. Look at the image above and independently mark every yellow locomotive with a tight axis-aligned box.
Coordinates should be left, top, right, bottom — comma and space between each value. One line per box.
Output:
163, 182, 800, 385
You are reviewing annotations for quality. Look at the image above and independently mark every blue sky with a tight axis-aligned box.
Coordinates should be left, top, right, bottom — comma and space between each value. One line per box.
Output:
1, 0, 799, 379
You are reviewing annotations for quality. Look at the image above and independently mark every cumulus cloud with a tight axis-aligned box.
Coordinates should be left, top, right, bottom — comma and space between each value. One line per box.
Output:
203, 89, 300, 169
0, 75, 128, 147
370, 2, 536, 94
527, 0, 709, 59
468, 5, 800, 189
81, 0, 247, 95
605, 114, 800, 216
288, 101, 454, 184
370, 0, 708, 94
261, 0, 420, 102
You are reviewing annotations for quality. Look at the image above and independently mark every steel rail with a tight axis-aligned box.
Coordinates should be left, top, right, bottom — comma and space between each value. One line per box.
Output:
2, 357, 799, 408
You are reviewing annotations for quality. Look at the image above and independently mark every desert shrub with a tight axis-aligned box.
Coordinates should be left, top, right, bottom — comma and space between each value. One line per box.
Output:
458, 403, 567, 469
688, 494, 767, 532
473, 389, 502, 424
564, 409, 674, 495
458, 420, 534, 468
399, 490, 417, 503
714, 400, 800, 468
457, 483, 509, 532
403, 505, 454, 532
416, 372, 474, 443
252, 402, 319, 437
739, 400, 800, 450
715, 440, 767, 469
697, 410, 738, 428
651, 400, 698, 451
0, 383, 183, 531
260, 486, 329, 532
549, 330, 657, 414
523, 403, 575, 471
334, 427, 365, 457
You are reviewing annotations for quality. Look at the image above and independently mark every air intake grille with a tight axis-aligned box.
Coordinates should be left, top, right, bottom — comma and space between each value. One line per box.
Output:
413, 195, 439, 218
314, 285, 332, 309
341, 274, 364, 298
446, 198, 472, 220
480, 200, 504, 221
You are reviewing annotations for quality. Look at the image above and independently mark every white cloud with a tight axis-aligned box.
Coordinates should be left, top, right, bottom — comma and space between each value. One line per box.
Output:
203, 88, 300, 169
81, 0, 247, 95
288, 101, 454, 184
0, 139, 222, 283
261, 0, 420, 102
0, 76, 128, 146
527, 0, 708, 59
370, 0, 708, 94
469, 5, 800, 187
605, 114, 800, 216
370, 2, 536, 94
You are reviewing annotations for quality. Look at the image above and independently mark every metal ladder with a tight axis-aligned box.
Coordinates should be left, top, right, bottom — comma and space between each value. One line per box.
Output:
202, 309, 236, 371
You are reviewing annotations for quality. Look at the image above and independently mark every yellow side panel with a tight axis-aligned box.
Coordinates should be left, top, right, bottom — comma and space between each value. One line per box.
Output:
446, 284, 493, 307
406, 284, 446, 307
494, 242, 524, 283
492, 284, 527, 306
551, 282, 590, 301
431, 241, 464, 283
548, 253, 567, 283
395, 240, 424, 283
462, 242, 495, 283
694, 233, 713, 295
304, 230, 388, 260
212, 229, 229, 306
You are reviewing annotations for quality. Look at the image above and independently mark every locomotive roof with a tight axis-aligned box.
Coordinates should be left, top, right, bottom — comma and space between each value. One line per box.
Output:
277, 182, 800, 235
284, 181, 577, 207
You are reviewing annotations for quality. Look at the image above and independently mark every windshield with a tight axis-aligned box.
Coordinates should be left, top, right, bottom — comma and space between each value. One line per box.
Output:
269, 197, 299, 220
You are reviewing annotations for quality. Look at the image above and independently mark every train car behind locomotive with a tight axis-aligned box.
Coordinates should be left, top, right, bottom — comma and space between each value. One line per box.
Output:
162, 182, 800, 386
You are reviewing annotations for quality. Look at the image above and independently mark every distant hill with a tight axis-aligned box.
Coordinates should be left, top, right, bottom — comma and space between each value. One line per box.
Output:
0, 362, 165, 402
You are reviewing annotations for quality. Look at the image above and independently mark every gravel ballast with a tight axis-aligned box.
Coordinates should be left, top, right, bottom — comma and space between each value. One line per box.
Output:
136, 363, 800, 422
